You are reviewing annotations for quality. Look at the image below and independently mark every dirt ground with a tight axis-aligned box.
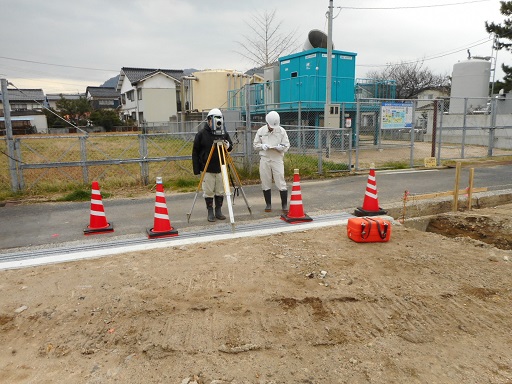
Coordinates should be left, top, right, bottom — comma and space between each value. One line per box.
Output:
1, 203, 512, 384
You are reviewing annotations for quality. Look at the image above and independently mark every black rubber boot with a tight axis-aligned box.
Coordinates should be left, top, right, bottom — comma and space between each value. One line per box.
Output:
214, 195, 226, 220
205, 197, 215, 222
280, 189, 288, 213
263, 189, 272, 212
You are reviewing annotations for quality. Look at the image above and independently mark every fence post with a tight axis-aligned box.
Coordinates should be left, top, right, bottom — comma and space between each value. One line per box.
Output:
409, 100, 416, 168
79, 136, 89, 184
15, 138, 24, 190
461, 98, 468, 158
488, 98, 497, 157
1, 78, 19, 192
346, 103, 354, 171
431, 99, 438, 158
297, 101, 302, 149
139, 133, 149, 185
245, 93, 252, 173
435, 100, 443, 166
355, 98, 361, 171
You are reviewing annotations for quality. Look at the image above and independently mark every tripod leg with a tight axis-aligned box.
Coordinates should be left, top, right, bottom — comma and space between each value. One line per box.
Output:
187, 144, 215, 222
187, 192, 199, 223
226, 152, 252, 215
217, 142, 235, 228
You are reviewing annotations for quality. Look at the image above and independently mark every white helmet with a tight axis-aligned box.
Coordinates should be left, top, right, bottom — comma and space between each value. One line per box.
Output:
207, 108, 222, 118
266, 110, 280, 128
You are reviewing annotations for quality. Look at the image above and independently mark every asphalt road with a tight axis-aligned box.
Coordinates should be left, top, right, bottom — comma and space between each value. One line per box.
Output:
1, 164, 511, 251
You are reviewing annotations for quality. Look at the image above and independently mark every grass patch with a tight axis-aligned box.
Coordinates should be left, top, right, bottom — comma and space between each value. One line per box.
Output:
56, 188, 112, 202
285, 153, 349, 175
380, 160, 409, 169
56, 189, 90, 202
168, 177, 199, 192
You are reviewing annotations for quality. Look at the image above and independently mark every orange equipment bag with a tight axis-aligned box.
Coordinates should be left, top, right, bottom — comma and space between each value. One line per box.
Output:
347, 217, 391, 243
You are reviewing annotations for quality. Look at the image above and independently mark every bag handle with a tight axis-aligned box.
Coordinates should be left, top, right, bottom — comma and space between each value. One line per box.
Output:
366, 217, 388, 240
360, 217, 372, 240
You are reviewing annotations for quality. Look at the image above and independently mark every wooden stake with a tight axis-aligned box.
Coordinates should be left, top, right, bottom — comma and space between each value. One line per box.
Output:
453, 162, 461, 212
468, 168, 474, 210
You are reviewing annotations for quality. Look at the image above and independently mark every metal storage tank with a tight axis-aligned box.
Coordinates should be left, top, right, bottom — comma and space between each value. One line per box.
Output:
449, 58, 491, 114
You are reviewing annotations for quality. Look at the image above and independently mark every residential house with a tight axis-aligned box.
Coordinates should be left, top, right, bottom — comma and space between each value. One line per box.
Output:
416, 86, 450, 108
0, 89, 48, 134
0, 88, 45, 112
415, 86, 451, 133
0, 111, 48, 135
85, 87, 120, 110
45, 93, 84, 111
116, 67, 183, 124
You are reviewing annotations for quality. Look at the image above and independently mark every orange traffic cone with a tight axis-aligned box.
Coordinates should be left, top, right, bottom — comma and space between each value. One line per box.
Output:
84, 181, 114, 235
147, 177, 178, 239
353, 164, 387, 217
281, 169, 312, 224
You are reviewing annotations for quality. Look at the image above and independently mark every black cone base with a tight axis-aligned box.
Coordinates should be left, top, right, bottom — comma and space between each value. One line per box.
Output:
353, 207, 388, 217
84, 222, 114, 235
147, 227, 179, 239
280, 213, 313, 224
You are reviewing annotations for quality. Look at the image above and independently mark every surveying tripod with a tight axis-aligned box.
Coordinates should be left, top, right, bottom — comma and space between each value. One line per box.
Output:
187, 140, 252, 228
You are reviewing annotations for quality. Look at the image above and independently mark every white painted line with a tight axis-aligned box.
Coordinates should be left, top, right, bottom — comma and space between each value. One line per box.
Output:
0, 217, 354, 271
378, 169, 440, 175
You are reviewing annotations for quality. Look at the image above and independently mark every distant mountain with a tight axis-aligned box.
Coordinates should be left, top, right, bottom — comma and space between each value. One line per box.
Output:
183, 68, 199, 76
100, 75, 119, 88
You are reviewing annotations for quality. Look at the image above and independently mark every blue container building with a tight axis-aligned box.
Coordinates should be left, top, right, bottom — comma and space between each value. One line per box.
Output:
279, 48, 357, 108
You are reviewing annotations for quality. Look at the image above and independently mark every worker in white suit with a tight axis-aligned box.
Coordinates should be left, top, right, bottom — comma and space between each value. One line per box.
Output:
253, 111, 290, 213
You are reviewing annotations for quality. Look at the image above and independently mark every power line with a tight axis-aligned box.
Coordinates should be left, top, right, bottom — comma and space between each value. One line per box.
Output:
341, 0, 490, 10
0, 55, 116, 72
358, 37, 493, 68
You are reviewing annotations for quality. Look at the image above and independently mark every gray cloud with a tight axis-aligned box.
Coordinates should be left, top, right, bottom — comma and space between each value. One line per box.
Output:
0, 0, 505, 93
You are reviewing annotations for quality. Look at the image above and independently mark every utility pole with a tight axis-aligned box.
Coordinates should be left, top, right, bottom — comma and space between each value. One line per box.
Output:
325, 0, 334, 105
321, 0, 336, 167
490, 33, 498, 97
1, 78, 19, 192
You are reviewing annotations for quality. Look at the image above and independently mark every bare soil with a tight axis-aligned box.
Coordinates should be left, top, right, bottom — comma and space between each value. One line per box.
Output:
1, 204, 512, 384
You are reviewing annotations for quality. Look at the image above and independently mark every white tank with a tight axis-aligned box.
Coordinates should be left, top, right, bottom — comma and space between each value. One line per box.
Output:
449, 58, 491, 113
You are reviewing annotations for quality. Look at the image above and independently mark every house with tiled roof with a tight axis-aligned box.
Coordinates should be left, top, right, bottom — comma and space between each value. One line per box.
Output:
45, 93, 84, 110
0, 88, 46, 112
85, 86, 120, 110
116, 67, 184, 124
0, 88, 48, 134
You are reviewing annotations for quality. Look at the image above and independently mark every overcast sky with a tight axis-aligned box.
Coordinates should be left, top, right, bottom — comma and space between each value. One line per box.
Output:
0, 0, 507, 94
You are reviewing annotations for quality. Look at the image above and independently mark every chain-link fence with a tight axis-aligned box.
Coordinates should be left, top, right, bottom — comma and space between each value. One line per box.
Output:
435, 96, 512, 159
2, 97, 512, 194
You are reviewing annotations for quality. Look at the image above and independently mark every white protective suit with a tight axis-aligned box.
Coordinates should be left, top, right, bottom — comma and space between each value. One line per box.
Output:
253, 124, 290, 190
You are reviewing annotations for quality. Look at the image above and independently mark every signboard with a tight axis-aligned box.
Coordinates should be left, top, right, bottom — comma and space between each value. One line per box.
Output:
380, 102, 413, 129
424, 157, 437, 168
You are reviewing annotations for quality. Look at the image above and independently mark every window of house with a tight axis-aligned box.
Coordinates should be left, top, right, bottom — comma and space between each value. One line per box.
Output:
126, 90, 134, 102
11, 103, 28, 111
137, 88, 142, 100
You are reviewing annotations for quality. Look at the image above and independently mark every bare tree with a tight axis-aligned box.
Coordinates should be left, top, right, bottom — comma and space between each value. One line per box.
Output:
236, 9, 300, 68
366, 61, 450, 99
